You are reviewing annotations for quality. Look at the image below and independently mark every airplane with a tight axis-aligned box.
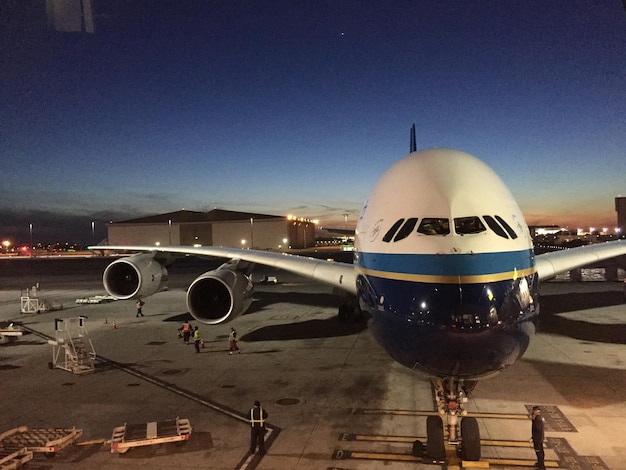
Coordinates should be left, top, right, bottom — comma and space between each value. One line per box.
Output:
90, 127, 626, 461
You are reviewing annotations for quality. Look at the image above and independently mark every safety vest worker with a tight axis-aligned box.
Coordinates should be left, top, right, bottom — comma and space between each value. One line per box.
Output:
249, 401, 268, 454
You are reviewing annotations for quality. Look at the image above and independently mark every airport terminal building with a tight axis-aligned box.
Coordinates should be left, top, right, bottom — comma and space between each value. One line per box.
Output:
106, 209, 316, 250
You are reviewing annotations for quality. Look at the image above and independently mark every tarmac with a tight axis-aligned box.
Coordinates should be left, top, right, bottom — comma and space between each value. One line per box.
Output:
1, 256, 625, 470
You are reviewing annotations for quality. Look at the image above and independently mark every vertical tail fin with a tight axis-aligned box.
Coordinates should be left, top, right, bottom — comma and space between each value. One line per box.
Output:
410, 124, 416, 153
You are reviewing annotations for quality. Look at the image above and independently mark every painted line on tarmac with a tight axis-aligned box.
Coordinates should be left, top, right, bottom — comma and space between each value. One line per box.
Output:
339, 433, 420, 443
340, 433, 535, 449
351, 407, 438, 417
333, 448, 561, 468
488, 458, 560, 467
332, 449, 422, 462
351, 407, 531, 420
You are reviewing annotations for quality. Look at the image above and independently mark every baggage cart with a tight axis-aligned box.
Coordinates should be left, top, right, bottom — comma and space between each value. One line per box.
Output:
111, 418, 192, 454
0, 426, 82, 460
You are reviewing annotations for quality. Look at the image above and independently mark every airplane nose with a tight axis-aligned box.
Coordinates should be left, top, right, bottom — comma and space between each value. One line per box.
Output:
358, 275, 539, 379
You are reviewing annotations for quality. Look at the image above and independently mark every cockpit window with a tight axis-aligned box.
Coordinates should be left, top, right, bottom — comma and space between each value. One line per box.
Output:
394, 217, 418, 241
383, 219, 405, 242
495, 215, 518, 239
454, 216, 486, 235
482, 215, 508, 239
417, 218, 450, 235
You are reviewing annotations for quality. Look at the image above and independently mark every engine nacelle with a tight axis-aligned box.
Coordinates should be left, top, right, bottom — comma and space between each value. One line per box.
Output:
186, 268, 253, 325
103, 253, 168, 299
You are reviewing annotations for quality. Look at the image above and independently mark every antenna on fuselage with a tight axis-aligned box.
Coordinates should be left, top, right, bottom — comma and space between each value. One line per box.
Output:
410, 123, 416, 153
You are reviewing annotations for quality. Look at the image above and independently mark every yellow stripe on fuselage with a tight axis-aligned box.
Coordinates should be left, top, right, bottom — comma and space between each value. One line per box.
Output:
358, 266, 536, 284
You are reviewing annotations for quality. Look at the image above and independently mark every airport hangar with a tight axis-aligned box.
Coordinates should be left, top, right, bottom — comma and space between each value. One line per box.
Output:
104, 209, 317, 250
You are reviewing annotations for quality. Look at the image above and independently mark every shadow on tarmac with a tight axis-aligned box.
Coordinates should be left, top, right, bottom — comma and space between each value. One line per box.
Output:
247, 290, 341, 313
159, 288, 367, 342
538, 291, 626, 344
522, 358, 626, 408
241, 318, 366, 341
540, 290, 623, 314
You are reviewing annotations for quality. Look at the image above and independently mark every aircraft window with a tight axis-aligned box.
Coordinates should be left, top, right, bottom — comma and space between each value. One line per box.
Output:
394, 217, 418, 241
454, 216, 486, 235
495, 215, 518, 239
383, 219, 405, 242
482, 215, 509, 239
417, 218, 450, 235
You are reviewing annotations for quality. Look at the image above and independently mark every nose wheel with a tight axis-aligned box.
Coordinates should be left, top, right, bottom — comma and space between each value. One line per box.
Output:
426, 415, 446, 460
414, 378, 481, 461
458, 416, 481, 461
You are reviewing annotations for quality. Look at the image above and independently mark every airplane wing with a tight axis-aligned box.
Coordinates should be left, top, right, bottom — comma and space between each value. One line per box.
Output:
90, 245, 358, 295
91, 240, 626, 291
535, 240, 626, 281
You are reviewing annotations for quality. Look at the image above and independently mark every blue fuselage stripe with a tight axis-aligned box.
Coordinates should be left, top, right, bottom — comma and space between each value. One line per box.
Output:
356, 249, 534, 277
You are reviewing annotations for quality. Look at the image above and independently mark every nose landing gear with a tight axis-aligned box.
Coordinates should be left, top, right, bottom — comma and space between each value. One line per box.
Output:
413, 378, 481, 462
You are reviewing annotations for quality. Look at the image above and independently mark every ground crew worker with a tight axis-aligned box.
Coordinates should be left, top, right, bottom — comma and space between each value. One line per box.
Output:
179, 320, 192, 344
249, 400, 268, 454
229, 327, 240, 354
193, 326, 201, 353
530, 406, 545, 470
135, 299, 145, 317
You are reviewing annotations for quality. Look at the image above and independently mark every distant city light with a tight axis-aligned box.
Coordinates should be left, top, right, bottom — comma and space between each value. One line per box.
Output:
287, 214, 317, 224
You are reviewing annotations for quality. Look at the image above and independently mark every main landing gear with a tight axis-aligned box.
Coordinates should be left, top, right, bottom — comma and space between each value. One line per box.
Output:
413, 378, 481, 462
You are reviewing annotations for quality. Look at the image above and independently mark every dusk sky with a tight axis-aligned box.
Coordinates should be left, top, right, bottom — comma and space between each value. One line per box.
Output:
2, 1, 625, 244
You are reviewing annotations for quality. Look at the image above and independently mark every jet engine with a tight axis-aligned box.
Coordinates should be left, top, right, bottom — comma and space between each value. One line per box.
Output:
103, 253, 168, 299
186, 266, 254, 325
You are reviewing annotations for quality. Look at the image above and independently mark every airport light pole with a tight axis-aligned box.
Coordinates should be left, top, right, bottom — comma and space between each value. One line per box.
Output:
250, 218, 254, 250
91, 221, 95, 246
29, 223, 34, 257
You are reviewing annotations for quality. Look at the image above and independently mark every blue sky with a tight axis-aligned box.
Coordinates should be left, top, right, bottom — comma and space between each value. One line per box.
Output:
1, 1, 625, 244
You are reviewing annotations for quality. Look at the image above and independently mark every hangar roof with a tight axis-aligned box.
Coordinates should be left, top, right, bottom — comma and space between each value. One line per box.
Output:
113, 209, 283, 224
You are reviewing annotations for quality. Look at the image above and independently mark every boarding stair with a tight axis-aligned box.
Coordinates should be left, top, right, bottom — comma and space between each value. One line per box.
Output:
48, 317, 96, 375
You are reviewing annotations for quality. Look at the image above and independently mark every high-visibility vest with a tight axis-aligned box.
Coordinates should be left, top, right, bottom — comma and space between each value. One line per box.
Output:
182, 323, 191, 332
250, 407, 266, 427
194, 330, 200, 340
